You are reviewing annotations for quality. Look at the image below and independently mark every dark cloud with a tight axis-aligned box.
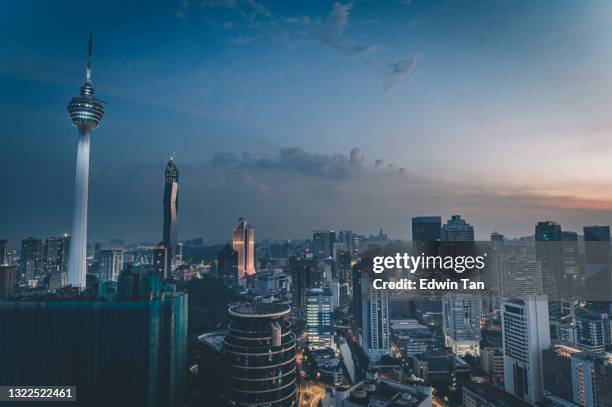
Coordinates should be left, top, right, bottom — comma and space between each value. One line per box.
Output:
209, 147, 368, 180
385, 54, 420, 91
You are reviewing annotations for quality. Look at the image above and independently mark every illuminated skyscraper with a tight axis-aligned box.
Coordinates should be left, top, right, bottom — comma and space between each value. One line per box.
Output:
232, 217, 255, 278
163, 155, 179, 273
66, 34, 105, 288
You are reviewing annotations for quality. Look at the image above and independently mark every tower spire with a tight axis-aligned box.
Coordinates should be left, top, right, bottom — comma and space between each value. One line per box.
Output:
86, 32, 93, 85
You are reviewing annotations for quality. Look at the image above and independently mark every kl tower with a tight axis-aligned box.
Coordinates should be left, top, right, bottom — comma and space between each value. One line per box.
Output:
66, 33, 105, 288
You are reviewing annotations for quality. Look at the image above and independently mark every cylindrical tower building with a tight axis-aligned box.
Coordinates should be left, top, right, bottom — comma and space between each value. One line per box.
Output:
66, 33, 105, 288
223, 303, 297, 406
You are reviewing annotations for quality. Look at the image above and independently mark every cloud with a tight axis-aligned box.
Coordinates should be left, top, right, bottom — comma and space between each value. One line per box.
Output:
385, 54, 420, 91
209, 146, 369, 180
311, 2, 378, 56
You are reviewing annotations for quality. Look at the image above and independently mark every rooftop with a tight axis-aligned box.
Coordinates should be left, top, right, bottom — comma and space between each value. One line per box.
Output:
198, 331, 227, 352
228, 302, 291, 318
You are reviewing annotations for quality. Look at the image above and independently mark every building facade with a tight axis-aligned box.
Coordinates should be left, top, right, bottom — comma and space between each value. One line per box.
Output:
501, 295, 550, 404
232, 217, 256, 279
306, 288, 333, 348
442, 292, 481, 356
163, 155, 179, 274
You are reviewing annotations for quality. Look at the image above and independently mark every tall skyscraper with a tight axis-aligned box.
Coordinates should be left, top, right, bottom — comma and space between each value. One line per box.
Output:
361, 272, 391, 361
217, 244, 238, 288
412, 216, 442, 241
232, 217, 255, 278
306, 287, 333, 348
66, 34, 105, 289
442, 292, 481, 356
561, 231, 581, 284
313, 230, 336, 259
98, 249, 124, 282
163, 155, 179, 274
440, 215, 474, 241
20, 237, 44, 281
45, 235, 70, 274
535, 221, 563, 319
501, 295, 551, 404
290, 256, 314, 311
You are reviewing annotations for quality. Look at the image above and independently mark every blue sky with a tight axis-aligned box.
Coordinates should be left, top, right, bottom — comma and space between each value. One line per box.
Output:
2, 0, 612, 243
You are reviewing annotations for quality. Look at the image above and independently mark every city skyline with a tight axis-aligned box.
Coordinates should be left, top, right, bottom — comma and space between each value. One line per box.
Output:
4, 0, 612, 242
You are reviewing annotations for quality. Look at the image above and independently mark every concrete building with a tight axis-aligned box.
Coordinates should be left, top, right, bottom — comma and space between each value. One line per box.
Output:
442, 292, 481, 356
306, 287, 333, 348
501, 295, 551, 404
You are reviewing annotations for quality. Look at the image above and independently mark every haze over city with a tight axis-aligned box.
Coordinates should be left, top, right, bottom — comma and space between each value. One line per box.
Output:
3, 0, 612, 242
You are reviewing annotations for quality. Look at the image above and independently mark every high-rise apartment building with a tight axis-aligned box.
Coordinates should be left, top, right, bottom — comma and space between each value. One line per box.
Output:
21, 237, 44, 281
45, 235, 70, 274
98, 249, 123, 282
501, 295, 550, 404
575, 310, 610, 353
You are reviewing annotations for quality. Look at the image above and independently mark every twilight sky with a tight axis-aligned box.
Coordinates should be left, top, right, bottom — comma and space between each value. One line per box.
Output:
2, 0, 612, 243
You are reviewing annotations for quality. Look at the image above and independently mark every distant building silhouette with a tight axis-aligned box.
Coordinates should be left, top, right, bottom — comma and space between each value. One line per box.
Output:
163, 155, 179, 273
217, 244, 238, 288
